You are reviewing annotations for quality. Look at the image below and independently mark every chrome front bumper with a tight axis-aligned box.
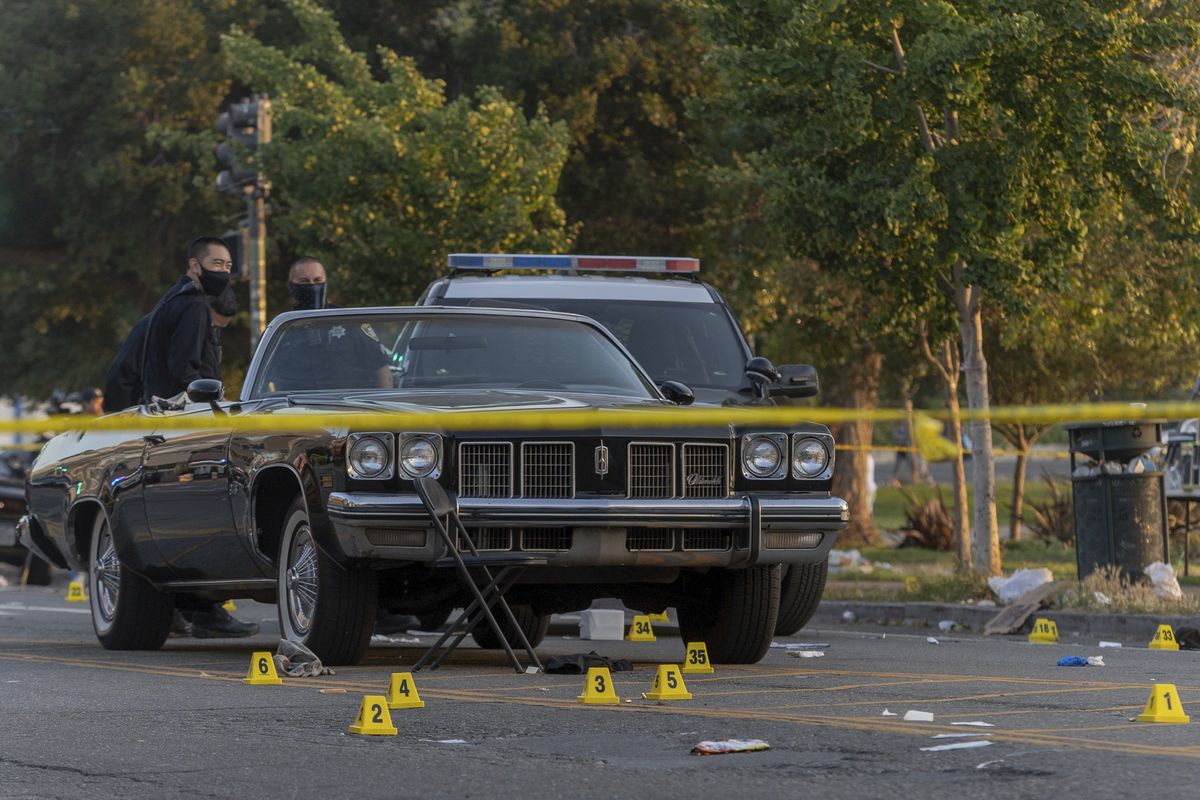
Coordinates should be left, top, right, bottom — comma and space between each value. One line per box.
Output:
324, 492, 848, 568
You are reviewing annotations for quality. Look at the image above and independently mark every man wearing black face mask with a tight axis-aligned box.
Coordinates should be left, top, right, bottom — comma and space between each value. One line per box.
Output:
269, 256, 390, 390
142, 237, 233, 402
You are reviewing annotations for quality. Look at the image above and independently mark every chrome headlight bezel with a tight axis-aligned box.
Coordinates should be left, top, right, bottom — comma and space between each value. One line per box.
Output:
740, 433, 787, 479
398, 432, 442, 479
791, 433, 834, 479
347, 433, 394, 480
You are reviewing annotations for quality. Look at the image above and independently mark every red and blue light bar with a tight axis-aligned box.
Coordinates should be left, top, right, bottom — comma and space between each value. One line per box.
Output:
448, 253, 700, 273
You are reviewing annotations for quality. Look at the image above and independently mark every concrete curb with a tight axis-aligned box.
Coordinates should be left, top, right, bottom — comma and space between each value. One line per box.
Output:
815, 600, 1199, 642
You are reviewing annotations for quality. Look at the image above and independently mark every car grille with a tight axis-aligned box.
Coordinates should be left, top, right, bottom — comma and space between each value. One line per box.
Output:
521, 442, 573, 498
458, 443, 512, 498
681, 530, 731, 551
520, 527, 573, 551
628, 443, 675, 498
365, 528, 427, 548
626, 528, 675, 551
457, 527, 512, 552
682, 443, 728, 498
455, 439, 728, 499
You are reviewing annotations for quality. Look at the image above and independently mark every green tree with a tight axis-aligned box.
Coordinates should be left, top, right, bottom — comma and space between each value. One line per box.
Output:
219, 0, 572, 304
0, 0, 264, 397
702, 1, 1200, 575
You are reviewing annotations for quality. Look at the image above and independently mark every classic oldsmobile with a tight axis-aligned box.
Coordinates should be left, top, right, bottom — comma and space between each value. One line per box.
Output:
21, 307, 847, 665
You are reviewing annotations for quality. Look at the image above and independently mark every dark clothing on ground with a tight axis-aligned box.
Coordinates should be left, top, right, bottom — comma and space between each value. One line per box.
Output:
101, 314, 151, 413
142, 276, 208, 401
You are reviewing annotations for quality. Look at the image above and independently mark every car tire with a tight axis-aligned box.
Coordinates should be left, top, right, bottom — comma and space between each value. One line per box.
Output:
678, 565, 780, 664
89, 510, 173, 650
22, 552, 52, 587
277, 497, 377, 666
774, 561, 829, 636
470, 604, 549, 650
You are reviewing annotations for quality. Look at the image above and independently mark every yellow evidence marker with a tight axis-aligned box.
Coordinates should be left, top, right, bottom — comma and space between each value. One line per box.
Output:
387, 672, 426, 710
65, 580, 87, 603
1148, 624, 1180, 651
645, 664, 692, 701
578, 667, 620, 705
243, 651, 283, 685
1137, 683, 1190, 724
1028, 618, 1058, 644
682, 641, 714, 674
222, 600, 237, 612
627, 615, 656, 642
648, 611, 670, 623
348, 695, 398, 736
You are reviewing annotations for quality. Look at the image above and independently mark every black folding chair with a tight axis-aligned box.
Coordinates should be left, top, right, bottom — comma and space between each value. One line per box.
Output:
410, 477, 546, 674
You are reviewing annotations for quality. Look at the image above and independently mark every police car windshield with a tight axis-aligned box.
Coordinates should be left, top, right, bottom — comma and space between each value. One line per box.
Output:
445, 298, 749, 392
252, 312, 655, 398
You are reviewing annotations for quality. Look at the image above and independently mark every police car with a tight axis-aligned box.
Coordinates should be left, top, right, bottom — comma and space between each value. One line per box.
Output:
421, 254, 841, 636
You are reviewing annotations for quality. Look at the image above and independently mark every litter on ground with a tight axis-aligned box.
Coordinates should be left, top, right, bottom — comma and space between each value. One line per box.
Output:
921, 740, 994, 753
950, 721, 995, 727
882, 709, 897, 716
770, 642, 830, 650
926, 637, 940, 644
903, 710, 935, 722
691, 739, 771, 756
1099, 641, 1122, 648
787, 650, 824, 658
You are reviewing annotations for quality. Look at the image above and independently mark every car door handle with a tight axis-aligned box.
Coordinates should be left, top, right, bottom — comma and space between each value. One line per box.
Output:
143, 435, 166, 445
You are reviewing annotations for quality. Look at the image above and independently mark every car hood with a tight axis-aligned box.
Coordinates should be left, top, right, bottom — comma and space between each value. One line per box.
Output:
275, 388, 669, 414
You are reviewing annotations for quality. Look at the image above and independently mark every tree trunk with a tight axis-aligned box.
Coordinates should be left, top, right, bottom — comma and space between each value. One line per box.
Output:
902, 391, 921, 484
1009, 425, 1028, 542
955, 261, 1001, 576
830, 351, 882, 547
940, 342, 972, 574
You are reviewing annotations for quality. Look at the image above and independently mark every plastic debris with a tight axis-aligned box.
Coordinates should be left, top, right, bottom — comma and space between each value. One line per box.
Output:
1093, 591, 1112, 606
829, 549, 871, 574
1144, 561, 1184, 601
371, 634, 420, 644
273, 639, 335, 677
690, 739, 771, 756
903, 710, 935, 722
1087, 656, 1105, 666
1099, 641, 1122, 648
987, 568, 1054, 605
938, 620, 956, 633
882, 709, 897, 716
926, 637, 940, 645
1056, 656, 1089, 667
950, 722, 994, 727
842, 610, 857, 623
921, 740, 993, 753
787, 650, 825, 658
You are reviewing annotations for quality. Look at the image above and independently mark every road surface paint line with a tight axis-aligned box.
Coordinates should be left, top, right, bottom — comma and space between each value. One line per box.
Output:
0, 603, 90, 615
757, 684, 1150, 712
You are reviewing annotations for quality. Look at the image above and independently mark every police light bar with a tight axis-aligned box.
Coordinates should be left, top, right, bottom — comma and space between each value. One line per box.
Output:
447, 253, 700, 273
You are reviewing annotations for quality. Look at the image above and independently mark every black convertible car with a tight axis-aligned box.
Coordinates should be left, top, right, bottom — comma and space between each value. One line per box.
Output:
21, 307, 846, 664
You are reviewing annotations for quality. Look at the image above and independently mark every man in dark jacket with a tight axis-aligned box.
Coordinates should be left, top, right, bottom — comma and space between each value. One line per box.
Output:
142, 237, 232, 402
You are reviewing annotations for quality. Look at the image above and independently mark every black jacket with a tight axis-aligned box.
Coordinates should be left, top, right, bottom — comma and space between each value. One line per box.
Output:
101, 314, 151, 413
142, 276, 209, 402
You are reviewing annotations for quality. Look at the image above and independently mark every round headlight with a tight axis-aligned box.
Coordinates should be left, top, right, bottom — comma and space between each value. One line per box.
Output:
793, 437, 830, 477
743, 436, 783, 478
349, 436, 389, 478
400, 436, 438, 477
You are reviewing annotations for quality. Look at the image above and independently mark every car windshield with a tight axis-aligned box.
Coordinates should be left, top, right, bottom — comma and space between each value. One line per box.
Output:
446, 298, 748, 391
251, 312, 656, 399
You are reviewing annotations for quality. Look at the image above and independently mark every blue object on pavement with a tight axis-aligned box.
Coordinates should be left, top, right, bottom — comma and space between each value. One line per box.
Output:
1057, 656, 1089, 667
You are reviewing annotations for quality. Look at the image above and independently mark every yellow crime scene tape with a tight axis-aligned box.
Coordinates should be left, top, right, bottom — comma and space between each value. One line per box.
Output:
0, 399, 1184, 461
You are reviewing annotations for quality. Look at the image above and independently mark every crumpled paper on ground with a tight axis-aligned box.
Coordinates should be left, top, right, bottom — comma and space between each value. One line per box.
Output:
274, 639, 335, 677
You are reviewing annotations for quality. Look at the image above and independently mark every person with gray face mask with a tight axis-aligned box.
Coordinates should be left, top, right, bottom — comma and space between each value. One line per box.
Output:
287, 256, 328, 310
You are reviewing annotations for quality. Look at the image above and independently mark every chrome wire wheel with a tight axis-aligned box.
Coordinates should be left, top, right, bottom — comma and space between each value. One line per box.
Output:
285, 524, 319, 635
92, 519, 120, 629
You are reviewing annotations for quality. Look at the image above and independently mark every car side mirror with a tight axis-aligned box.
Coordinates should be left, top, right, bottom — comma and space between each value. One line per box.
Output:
770, 364, 819, 399
186, 379, 226, 414
659, 381, 695, 406
745, 357, 779, 388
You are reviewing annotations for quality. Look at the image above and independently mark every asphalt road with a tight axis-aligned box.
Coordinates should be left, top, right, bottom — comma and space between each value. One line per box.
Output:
2, 582, 1199, 800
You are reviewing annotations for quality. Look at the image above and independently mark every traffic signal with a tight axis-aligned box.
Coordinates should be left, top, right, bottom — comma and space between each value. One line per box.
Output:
214, 95, 271, 196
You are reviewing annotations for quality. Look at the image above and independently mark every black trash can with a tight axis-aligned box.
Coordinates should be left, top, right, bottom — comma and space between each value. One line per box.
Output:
1067, 421, 1168, 581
